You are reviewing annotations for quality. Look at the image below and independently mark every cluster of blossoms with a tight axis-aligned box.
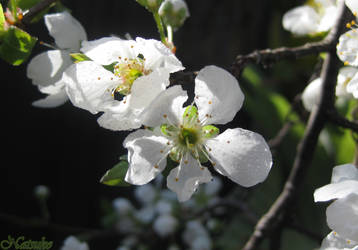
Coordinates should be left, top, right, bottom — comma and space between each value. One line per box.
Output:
26, 1, 273, 203
314, 164, 358, 250
109, 176, 222, 250
284, 0, 358, 111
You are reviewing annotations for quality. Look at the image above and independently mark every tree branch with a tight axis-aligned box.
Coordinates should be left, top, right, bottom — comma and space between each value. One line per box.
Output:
242, 2, 349, 249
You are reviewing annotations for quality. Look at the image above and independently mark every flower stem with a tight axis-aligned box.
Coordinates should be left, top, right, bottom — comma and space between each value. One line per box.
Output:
153, 12, 167, 45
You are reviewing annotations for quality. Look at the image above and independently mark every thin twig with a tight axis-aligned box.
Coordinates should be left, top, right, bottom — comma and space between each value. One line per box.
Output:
242, 2, 349, 249
326, 109, 358, 133
21, 0, 58, 25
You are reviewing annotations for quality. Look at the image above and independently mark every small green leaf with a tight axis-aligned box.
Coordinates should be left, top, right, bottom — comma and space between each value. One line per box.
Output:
0, 26, 37, 65
202, 125, 219, 139
70, 53, 92, 63
100, 161, 130, 187
16, 0, 42, 10
103, 61, 119, 73
183, 105, 198, 121
0, 4, 5, 34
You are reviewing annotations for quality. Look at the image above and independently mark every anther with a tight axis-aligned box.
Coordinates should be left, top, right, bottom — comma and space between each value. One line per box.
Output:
175, 178, 179, 182
97, 77, 101, 80
154, 165, 159, 169
160, 150, 164, 153
163, 114, 167, 118
184, 160, 188, 164
208, 101, 212, 104
227, 140, 230, 144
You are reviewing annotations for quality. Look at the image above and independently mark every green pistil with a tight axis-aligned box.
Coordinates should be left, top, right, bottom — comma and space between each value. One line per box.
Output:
179, 127, 199, 147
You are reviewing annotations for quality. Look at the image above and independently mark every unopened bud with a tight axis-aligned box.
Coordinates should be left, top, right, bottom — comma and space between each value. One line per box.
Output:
158, 0, 189, 29
34, 185, 50, 199
136, 0, 164, 12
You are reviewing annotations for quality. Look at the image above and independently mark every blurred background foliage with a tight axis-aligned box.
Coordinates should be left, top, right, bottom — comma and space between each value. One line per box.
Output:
0, 0, 354, 249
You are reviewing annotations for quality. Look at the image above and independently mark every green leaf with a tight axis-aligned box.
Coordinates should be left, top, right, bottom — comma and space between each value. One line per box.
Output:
16, 0, 42, 10
201, 125, 219, 139
8, 0, 17, 20
0, 4, 5, 34
70, 53, 92, 63
100, 161, 130, 187
0, 26, 37, 65
103, 62, 118, 73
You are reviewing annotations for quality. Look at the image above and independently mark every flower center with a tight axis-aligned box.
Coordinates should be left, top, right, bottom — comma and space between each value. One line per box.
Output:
178, 127, 200, 148
112, 54, 151, 98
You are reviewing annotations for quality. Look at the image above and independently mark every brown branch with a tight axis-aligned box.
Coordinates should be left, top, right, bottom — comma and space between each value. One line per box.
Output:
21, 0, 59, 25
326, 109, 358, 133
241, 1, 349, 250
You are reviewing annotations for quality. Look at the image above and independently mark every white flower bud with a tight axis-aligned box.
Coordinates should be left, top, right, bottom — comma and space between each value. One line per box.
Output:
153, 214, 178, 237
112, 198, 133, 216
158, 0, 190, 29
34, 185, 50, 199
155, 199, 173, 214
134, 184, 156, 204
61, 236, 89, 250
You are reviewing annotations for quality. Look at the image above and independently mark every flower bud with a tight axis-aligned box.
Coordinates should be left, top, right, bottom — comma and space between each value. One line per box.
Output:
136, 0, 164, 12
34, 185, 50, 200
158, 0, 189, 29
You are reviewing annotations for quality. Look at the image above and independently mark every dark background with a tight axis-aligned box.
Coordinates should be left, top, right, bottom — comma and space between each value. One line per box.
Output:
0, 0, 317, 249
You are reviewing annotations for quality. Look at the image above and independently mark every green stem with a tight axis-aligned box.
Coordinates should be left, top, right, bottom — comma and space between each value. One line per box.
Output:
153, 12, 167, 45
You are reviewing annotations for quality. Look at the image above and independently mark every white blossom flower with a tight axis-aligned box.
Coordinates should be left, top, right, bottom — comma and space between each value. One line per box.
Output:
61, 236, 89, 250
282, 0, 338, 36
337, 29, 358, 67
153, 214, 178, 237
63, 37, 184, 131
302, 66, 358, 111
314, 164, 358, 249
123, 65, 272, 202
27, 12, 87, 108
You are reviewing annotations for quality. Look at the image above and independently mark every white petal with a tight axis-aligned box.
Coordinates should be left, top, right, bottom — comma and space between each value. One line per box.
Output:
320, 231, 358, 250
63, 61, 118, 114
45, 12, 87, 51
302, 78, 322, 112
135, 37, 184, 73
195, 65, 244, 125
167, 154, 212, 202
314, 180, 358, 202
32, 90, 68, 108
129, 68, 169, 110
27, 50, 72, 87
141, 85, 188, 127
336, 67, 358, 98
81, 37, 135, 65
124, 130, 170, 185
326, 193, 358, 241
331, 164, 358, 183
282, 6, 320, 35
206, 128, 272, 187
346, 72, 358, 98
97, 110, 142, 131
337, 30, 358, 66
345, 0, 358, 15
318, 6, 338, 32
